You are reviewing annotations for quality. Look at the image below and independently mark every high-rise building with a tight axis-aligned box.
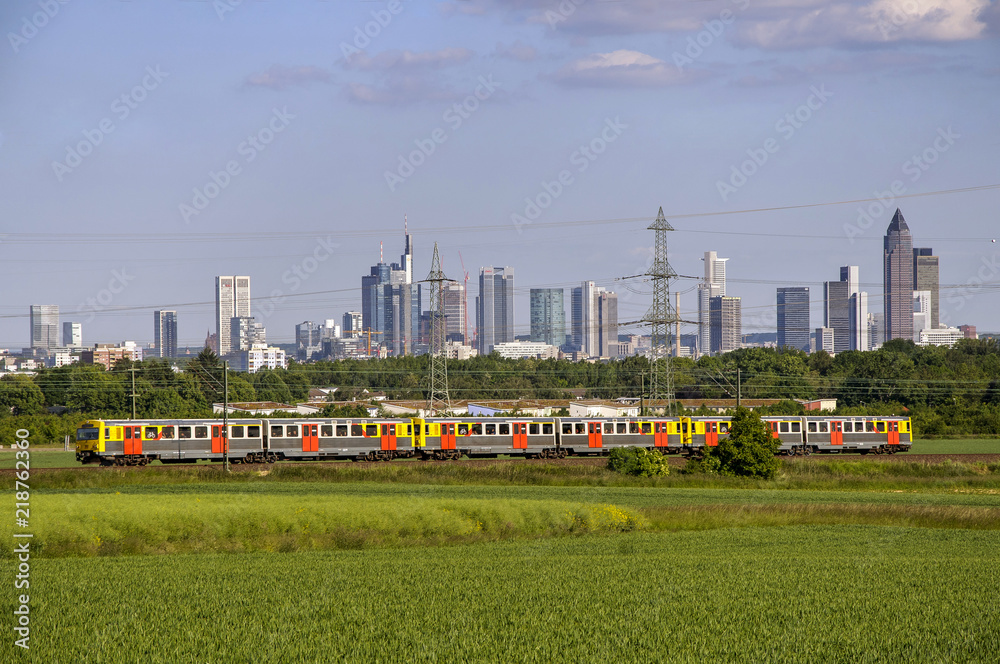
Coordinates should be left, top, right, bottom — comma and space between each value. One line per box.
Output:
153, 310, 177, 358
698, 251, 728, 357
30, 305, 59, 350
342, 311, 362, 338
884, 209, 914, 342
815, 327, 835, 354
913, 247, 939, 330
476, 266, 514, 355
230, 316, 265, 353
849, 291, 869, 352
360, 235, 420, 355
709, 296, 741, 354
776, 287, 810, 351
868, 313, 885, 350
913, 291, 932, 342
823, 280, 851, 354
62, 321, 82, 348
596, 289, 618, 358
570, 282, 618, 357
958, 325, 977, 340
296, 321, 322, 361
216, 276, 250, 356
443, 282, 466, 342
530, 288, 565, 347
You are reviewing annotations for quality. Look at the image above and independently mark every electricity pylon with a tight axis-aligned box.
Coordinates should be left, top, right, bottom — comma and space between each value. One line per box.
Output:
642, 207, 678, 415
424, 243, 455, 413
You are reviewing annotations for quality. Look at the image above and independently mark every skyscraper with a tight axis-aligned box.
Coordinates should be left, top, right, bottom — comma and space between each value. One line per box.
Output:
776, 287, 809, 351
596, 289, 618, 358
698, 251, 728, 357
230, 317, 265, 353
709, 296, 741, 354
62, 321, 82, 348
476, 267, 514, 355
530, 288, 565, 347
342, 311, 362, 338
913, 247, 939, 330
884, 209, 914, 342
360, 233, 420, 355
30, 305, 59, 350
823, 280, 851, 354
216, 276, 250, 355
570, 282, 618, 357
443, 282, 466, 342
153, 310, 177, 358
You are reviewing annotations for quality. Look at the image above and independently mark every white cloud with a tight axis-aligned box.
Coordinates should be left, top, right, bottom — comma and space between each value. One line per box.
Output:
551, 50, 702, 87
245, 65, 331, 91
344, 48, 474, 71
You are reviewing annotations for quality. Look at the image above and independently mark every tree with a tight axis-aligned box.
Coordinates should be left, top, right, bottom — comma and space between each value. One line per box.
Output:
708, 407, 780, 479
607, 447, 670, 477
0, 375, 45, 415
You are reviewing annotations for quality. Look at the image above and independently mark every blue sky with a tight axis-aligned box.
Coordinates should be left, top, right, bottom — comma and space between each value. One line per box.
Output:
2, 0, 999, 349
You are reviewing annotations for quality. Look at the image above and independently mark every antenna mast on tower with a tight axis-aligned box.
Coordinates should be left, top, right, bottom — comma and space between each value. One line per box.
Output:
642, 206, 678, 415
423, 243, 455, 413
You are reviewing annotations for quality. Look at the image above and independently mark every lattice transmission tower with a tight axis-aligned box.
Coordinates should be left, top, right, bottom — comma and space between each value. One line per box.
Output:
642, 207, 679, 414
424, 243, 455, 413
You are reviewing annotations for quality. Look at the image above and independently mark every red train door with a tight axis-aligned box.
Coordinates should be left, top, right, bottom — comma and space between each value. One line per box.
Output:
831, 421, 843, 445
302, 424, 319, 452
125, 425, 142, 455
380, 424, 397, 451
440, 423, 456, 450
705, 422, 719, 446
588, 421, 603, 448
887, 421, 899, 446
654, 422, 668, 447
768, 422, 780, 439
211, 425, 226, 454
512, 422, 527, 449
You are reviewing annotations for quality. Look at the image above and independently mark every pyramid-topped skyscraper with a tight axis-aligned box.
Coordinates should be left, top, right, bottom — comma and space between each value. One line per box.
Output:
883, 209, 914, 342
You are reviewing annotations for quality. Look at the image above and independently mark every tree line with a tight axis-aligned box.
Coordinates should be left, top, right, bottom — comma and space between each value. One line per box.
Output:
2, 339, 999, 442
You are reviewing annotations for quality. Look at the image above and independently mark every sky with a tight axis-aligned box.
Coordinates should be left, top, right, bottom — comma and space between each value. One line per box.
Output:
1, 0, 999, 350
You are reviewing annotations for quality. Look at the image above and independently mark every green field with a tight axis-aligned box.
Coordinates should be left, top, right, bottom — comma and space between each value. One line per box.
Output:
7, 527, 997, 663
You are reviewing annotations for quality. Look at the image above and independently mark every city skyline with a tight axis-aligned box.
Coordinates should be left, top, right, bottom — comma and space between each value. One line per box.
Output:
2, 3, 998, 349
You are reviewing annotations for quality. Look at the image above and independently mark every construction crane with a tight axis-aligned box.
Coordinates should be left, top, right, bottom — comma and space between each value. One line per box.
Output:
360, 328, 383, 357
458, 251, 470, 346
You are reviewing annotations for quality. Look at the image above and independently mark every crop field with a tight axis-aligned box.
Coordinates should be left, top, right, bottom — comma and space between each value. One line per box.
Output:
8, 526, 997, 663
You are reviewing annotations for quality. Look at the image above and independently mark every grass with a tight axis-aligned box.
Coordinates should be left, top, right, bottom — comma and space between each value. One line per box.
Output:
9, 526, 998, 663
908, 438, 1000, 454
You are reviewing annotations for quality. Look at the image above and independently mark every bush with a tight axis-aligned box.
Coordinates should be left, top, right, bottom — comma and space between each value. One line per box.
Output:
685, 408, 780, 479
607, 447, 670, 477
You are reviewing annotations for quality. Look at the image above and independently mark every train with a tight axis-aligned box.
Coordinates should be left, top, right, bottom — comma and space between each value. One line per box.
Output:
75, 414, 912, 466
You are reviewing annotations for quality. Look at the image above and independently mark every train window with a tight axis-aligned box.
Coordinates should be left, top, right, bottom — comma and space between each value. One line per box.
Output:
271, 426, 283, 438
791, 422, 801, 433
287, 425, 299, 437
321, 425, 333, 437
543, 423, 553, 435
808, 422, 817, 433
231, 426, 244, 438
353, 424, 365, 437
843, 422, 853, 433
144, 427, 158, 439
604, 423, 613, 434
472, 423, 482, 435
819, 422, 828, 433
161, 426, 174, 439
720, 422, 729, 433
195, 426, 208, 439
630, 422, 639, 433
499, 424, 510, 435
876, 421, 885, 433
562, 423, 572, 434
486, 423, 496, 435
866, 421, 876, 432
404, 425, 412, 436
424, 425, 430, 435
336, 425, 348, 437
529, 423, 539, 435
642, 423, 652, 434
248, 426, 260, 438
779, 422, 789, 433
179, 426, 192, 439
575, 423, 586, 434
366, 425, 378, 437
125, 428, 132, 439
458, 424, 469, 436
